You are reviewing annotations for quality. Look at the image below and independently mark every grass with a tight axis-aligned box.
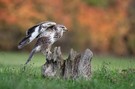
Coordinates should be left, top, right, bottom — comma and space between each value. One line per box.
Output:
0, 51, 135, 89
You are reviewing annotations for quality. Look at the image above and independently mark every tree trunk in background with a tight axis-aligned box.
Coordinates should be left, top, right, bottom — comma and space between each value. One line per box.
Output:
41, 47, 93, 79
124, 0, 135, 55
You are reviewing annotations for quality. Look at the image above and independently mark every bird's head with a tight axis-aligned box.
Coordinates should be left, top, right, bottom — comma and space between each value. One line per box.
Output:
53, 24, 68, 39
56, 24, 68, 33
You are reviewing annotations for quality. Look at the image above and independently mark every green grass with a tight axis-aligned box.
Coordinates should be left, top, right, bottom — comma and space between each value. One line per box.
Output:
0, 51, 135, 89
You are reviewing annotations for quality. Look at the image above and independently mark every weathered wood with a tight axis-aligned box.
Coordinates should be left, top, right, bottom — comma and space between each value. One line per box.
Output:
41, 47, 93, 79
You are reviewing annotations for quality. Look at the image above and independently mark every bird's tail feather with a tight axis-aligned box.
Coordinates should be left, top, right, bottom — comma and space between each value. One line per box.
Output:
25, 49, 36, 65
18, 36, 30, 49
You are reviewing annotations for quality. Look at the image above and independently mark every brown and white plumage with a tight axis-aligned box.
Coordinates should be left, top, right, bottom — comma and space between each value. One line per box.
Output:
18, 22, 67, 65
18, 21, 56, 49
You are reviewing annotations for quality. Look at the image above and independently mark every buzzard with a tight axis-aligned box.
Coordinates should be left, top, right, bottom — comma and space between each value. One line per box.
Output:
18, 21, 67, 65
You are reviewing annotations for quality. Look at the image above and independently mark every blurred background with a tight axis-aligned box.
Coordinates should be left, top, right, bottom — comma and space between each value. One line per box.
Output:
0, 0, 135, 56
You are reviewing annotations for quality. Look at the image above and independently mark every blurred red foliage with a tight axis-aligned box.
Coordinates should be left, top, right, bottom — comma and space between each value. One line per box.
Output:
0, 0, 135, 55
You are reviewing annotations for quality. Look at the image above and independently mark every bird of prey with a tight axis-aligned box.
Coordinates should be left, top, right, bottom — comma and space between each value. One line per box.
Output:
18, 21, 68, 65
18, 21, 56, 49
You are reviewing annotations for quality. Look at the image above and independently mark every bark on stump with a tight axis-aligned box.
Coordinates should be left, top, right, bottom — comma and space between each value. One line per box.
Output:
41, 47, 93, 79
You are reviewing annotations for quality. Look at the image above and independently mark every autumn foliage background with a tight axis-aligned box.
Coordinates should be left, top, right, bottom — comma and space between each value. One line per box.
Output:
0, 0, 135, 56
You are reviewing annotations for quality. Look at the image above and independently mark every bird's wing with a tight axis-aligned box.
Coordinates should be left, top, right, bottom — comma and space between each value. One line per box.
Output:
38, 26, 55, 38
26, 25, 40, 35
26, 21, 49, 35
18, 22, 55, 49
26, 21, 56, 35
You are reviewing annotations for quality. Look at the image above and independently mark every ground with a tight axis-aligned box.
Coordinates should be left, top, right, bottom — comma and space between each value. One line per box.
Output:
0, 52, 135, 89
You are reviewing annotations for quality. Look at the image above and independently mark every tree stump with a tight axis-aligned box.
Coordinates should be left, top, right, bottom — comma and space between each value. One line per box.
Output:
41, 47, 93, 79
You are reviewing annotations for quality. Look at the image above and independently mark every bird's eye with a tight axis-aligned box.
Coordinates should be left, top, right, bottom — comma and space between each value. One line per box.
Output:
61, 27, 65, 29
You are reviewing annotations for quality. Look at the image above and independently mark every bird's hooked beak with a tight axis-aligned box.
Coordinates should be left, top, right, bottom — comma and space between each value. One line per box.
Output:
64, 29, 68, 32
63, 27, 68, 32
